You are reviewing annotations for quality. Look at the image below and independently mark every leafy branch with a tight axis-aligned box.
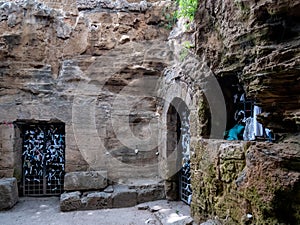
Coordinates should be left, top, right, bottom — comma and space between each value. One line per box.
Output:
176, 0, 198, 21
163, 0, 198, 29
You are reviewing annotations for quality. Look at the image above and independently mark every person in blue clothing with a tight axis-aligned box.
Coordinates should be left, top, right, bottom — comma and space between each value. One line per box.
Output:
226, 123, 245, 140
225, 110, 245, 140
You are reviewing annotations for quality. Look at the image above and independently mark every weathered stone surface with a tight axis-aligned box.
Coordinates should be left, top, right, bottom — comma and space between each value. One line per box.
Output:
150, 202, 194, 225
81, 191, 112, 210
76, 0, 151, 12
64, 171, 108, 191
191, 137, 300, 224
135, 182, 165, 203
60, 191, 82, 212
137, 187, 165, 203
0, 0, 171, 181
60, 181, 168, 211
0, 124, 21, 179
112, 185, 137, 208
0, 177, 18, 210
164, 178, 178, 201
195, 0, 300, 132
200, 220, 222, 225
103, 185, 114, 193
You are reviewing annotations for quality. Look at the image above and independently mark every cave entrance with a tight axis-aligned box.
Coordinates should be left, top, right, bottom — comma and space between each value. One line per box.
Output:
17, 121, 65, 196
218, 76, 274, 141
166, 98, 192, 204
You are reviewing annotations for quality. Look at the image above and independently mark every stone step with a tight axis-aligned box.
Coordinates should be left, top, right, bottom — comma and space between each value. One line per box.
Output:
60, 180, 165, 212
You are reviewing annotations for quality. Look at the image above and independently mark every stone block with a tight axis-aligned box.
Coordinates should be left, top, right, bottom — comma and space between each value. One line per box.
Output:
0, 150, 14, 169
219, 143, 246, 161
60, 191, 82, 212
112, 185, 137, 208
0, 125, 14, 140
164, 180, 178, 201
132, 181, 165, 204
81, 192, 112, 210
64, 171, 107, 191
0, 178, 19, 210
137, 187, 165, 204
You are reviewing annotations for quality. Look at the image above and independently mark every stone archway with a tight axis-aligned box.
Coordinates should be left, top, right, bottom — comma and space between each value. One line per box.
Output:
164, 97, 191, 203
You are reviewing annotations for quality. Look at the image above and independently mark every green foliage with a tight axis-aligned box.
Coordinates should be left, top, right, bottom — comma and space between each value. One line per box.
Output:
163, 9, 178, 30
182, 41, 194, 49
179, 41, 194, 61
176, 0, 198, 21
162, 0, 198, 30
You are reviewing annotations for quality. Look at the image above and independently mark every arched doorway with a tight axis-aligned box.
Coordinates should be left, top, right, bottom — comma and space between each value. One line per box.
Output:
166, 98, 192, 204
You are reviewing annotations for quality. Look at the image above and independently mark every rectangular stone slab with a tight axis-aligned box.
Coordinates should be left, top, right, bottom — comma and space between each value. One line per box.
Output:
64, 171, 108, 191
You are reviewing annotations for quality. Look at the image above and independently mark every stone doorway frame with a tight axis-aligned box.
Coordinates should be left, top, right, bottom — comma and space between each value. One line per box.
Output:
158, 76, 197, 200
14, 120, 66, 196
163, 97, 191, 202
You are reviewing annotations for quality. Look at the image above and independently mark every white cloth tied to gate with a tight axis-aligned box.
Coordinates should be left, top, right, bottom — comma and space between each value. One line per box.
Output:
243, 105, 264, 140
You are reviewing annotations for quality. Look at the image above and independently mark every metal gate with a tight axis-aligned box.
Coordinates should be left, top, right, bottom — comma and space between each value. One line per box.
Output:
22, 123, 65, 196
178, 108, 192, 205
179, 160, 192, 204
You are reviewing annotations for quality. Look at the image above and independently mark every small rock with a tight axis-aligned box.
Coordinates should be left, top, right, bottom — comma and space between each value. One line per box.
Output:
139, 0, 148, 12
119, 35, 130, 44
149, 205, 162, 212
137, 204, 149, 210
144, 218, 156, 224
104, 185, 114, 193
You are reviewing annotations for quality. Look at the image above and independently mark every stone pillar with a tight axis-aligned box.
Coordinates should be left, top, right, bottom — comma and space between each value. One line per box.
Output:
0, 123, 16, 178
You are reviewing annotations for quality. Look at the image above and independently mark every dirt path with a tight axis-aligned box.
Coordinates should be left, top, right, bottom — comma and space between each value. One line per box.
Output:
0, 197, 193, 225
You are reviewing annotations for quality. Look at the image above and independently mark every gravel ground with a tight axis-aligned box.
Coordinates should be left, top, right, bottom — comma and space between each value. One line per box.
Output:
0, 197, 192, 225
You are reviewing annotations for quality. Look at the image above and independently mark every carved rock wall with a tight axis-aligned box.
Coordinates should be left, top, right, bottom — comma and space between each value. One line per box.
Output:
0, 0, 172, 181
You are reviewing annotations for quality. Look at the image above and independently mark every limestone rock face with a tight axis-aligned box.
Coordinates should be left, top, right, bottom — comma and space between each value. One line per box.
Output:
191, 136, 300, 224
195, 0, 300, 132
0, 0, 172, 181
